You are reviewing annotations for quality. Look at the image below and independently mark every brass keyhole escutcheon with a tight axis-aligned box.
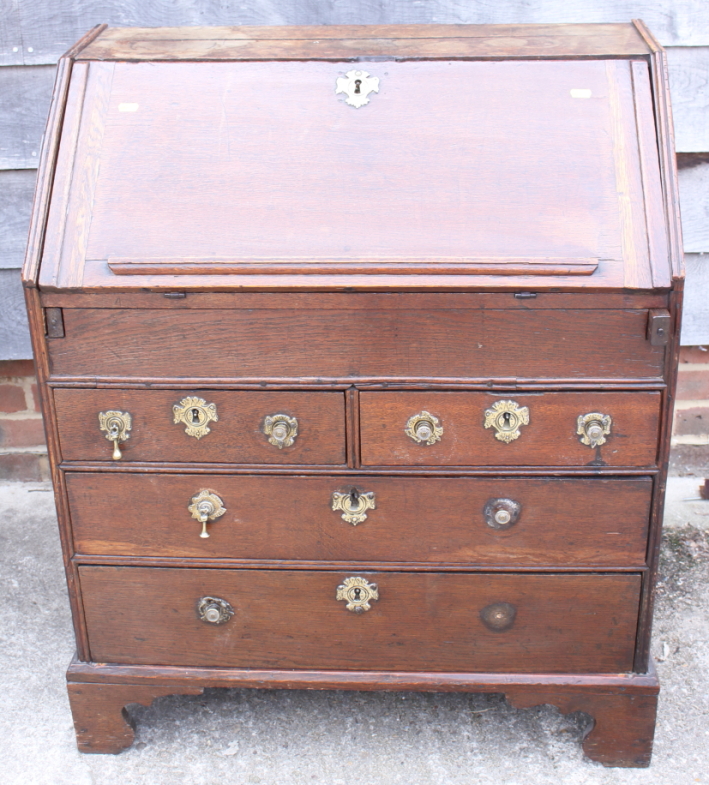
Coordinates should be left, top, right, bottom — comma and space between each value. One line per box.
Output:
335, 69, 380, 108
173, 397, 218, 439
336, 577, 379, 613
577, 412, 612, 448
484, 400, 529, 443
483, 498, 522, 530
188, 489, 226, 538
197, 596, 234, 625
263, 414, 298, 449
98, 410, 132, 460
331, 488, 376, 525
405, 411, 443, 445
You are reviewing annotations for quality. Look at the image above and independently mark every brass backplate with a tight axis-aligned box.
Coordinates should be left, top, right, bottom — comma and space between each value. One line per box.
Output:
577, 412, 612, 448
336, 576, 379, 613
335, 69, 380, 108
332, 489, 376, 525
263, 413, 298, 448
484, 400, 530, 443
173, 397, 218, 439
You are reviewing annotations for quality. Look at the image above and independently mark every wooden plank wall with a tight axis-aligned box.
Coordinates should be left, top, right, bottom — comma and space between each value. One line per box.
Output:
1, 2, 708, 358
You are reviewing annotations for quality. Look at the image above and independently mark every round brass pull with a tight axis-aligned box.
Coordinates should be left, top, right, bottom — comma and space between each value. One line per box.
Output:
484, 400, 529, 443
263, 414, 298, 448
98, 410, 132, 460
405, 411, 443, 445
331, 488, 376, 525
197, 596, 234, 624
577, 412, 612, 448
483, 498, 522, 530
336, 577, 379, 613
173, 397, 218, 439
188, 490, 226, 538
480, 602, 516, 632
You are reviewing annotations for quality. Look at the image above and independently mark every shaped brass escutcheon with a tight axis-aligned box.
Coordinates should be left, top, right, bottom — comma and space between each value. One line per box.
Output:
173, 397, 218, 439
98, 410, 132, 460
331, 488, 376, 525
484, 400, 529, 443
336, 576, 379, 613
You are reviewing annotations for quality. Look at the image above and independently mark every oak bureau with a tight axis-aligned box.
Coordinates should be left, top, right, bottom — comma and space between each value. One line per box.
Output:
24, 22, 683, 767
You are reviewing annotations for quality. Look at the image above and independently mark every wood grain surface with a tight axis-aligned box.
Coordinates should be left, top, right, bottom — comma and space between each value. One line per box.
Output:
47, 306, 666, 381
66, 473, 652, 566
54, 389, 346, 465
79, 566, 641, 673
360, 391, 661, 467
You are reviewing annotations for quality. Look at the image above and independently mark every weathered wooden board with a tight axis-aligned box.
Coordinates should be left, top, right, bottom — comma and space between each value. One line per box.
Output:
682, 254, 709, 345
0, 169, 36, 268
0, 65, 55, 169
667, 47, 709, 153
678, 163, 709, 254
1, 2, 708, 66
0, 269, 32, 359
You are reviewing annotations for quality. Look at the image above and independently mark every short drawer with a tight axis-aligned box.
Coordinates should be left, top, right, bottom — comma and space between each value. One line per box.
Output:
360, 391, 661, 467
54, 389, 345, 464
67, 473, 652, 567
80, 567, 640, 673
49, 306, 666, 381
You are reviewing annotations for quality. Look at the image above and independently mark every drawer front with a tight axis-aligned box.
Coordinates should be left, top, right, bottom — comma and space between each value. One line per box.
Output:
68, 473, 651, 567
360, 391, 661, 467
80, 567, 640, 673
55, 389, 346, 464
50, 307, 665, 380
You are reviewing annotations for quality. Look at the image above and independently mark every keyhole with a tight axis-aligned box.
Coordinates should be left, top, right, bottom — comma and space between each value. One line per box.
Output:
354, 79, 362, 94
503, 412, 511, 425
353, 588, 362, 600
191, 408, 201, 424
350, 488, 359, 505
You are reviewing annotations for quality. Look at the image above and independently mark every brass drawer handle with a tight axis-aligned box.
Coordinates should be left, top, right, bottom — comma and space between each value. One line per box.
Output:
484, 400, 529, 443
173, 397, 218, 439
332, 488, 376, 525
98, 410, 132, 460
336, 577, 379, 613
480, 602, 516, 632
197, 596, 234, 625
188, 490, 226, 538
405, 411, 443, 445
577, 412, 612, 448
264, 414, 298, 448
483, 498, 522, 530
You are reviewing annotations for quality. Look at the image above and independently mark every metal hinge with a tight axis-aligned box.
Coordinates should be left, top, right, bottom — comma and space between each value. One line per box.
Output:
647, 309, 670, 346
45, 307, 65, 338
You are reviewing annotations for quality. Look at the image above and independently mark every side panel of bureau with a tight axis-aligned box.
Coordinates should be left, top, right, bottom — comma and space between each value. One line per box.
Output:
79, 567, 641, 673
54, 389, 346, 464
67, 473, 652, 566
360, 391, 661, 467
48, 308, 665, 380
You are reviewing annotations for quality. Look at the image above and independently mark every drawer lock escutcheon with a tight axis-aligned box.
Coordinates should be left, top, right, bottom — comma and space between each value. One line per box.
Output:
336, 577, 379, 613
484, 400, 529, 443
577, 412, 612, 448
483, 498, 522, 530
331, 488, 376, 525
263, 414, 298, 448
188, 490, 226, 538
197, 596, 234, 625
98, 410, 132, 460
173, 397, 218, 439
405, 411, 443, 445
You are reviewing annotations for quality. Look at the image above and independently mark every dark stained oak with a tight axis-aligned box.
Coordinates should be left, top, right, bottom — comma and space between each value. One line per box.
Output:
360, 391, 661, 467
79, 567, 641, 673
66, 473, 652, 567
54, 389, 346, 465
48, 307, 667, 381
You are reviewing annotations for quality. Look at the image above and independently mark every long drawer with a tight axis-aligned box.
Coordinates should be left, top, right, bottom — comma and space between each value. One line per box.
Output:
67, 473, 652, 566
360, 391, 661, 467
79, 567, 641, 673
54, 389, 346, 464
49, 307, 665, 380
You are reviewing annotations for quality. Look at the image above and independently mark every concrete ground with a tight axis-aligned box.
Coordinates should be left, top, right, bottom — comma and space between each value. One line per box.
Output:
1, 467, 709, 784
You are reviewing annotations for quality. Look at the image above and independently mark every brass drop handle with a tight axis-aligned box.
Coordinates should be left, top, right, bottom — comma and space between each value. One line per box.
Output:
264, 414, 298, 448
331, 488, 376, 525
336, 577, 379, 613
197, 596, 234, 624
188, 490, 226, 538
577, 413, 612, 448
405, 411, 443, 445
98, 411, 132, 460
